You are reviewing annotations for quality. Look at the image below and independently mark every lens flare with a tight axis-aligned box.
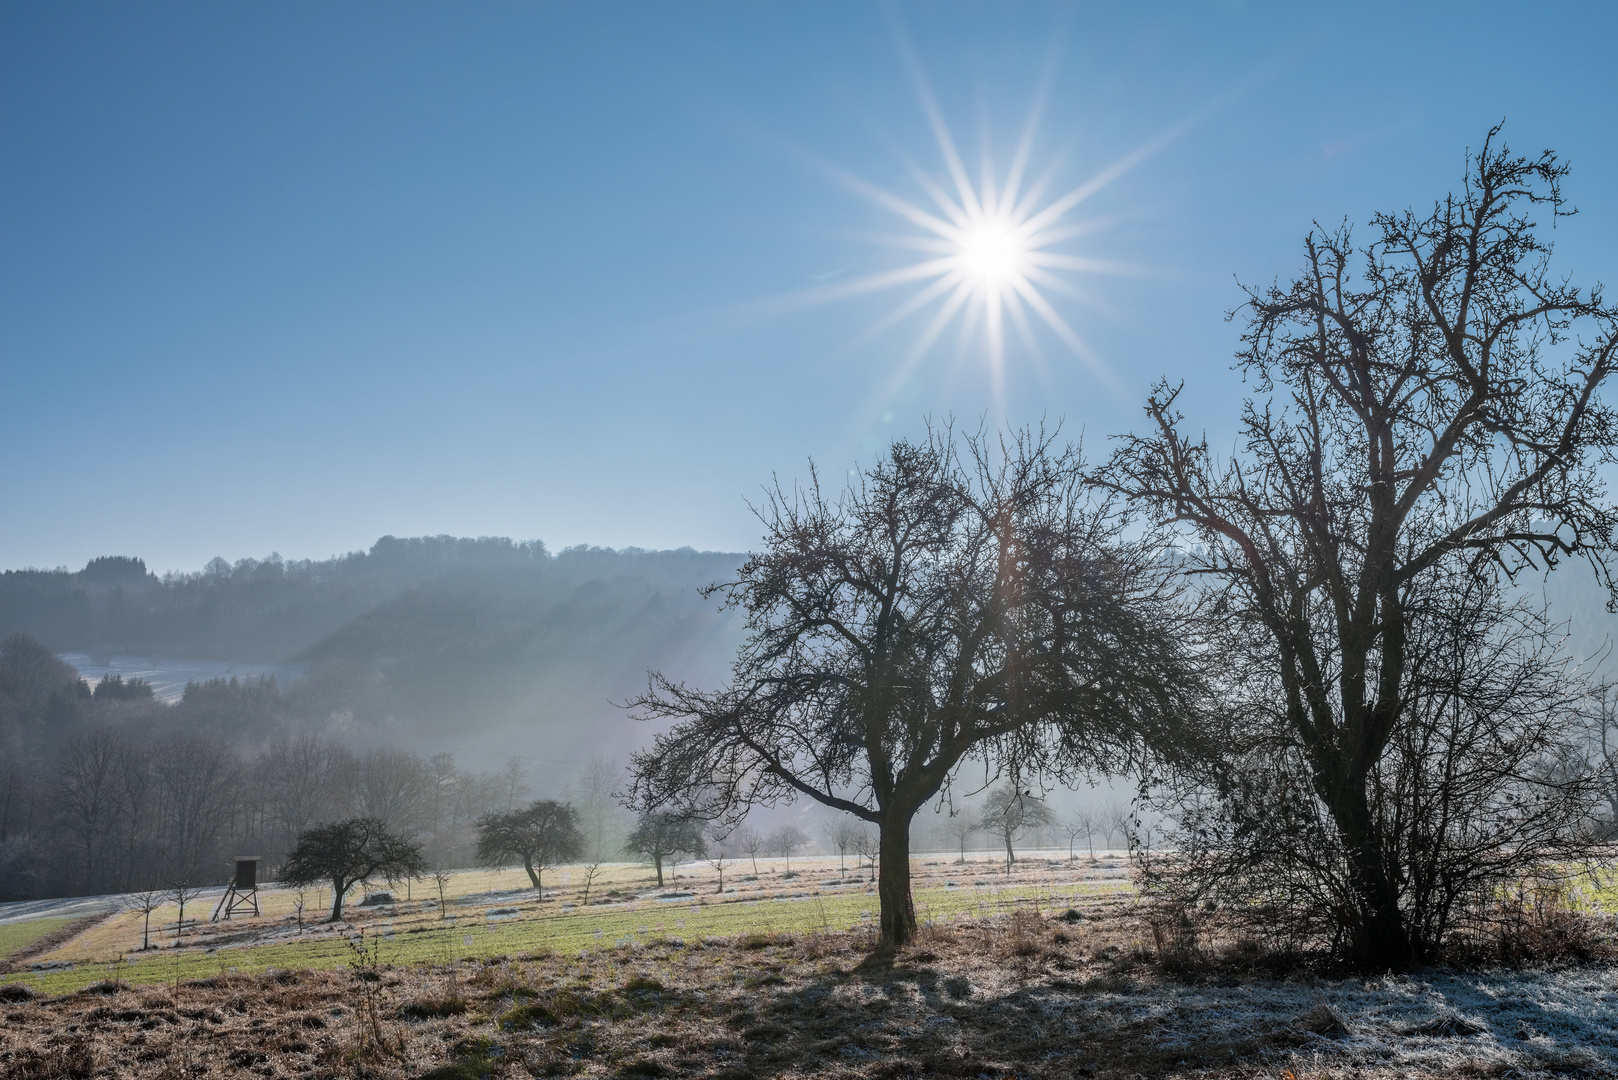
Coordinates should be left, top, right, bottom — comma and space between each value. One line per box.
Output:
770, 51, 1156, 411
736, 38, 1214, 415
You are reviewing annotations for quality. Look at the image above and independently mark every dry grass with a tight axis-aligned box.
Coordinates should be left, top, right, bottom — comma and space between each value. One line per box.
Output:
4, 900, 1615, 1080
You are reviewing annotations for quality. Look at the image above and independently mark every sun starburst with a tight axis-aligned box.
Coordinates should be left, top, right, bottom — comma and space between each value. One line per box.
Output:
781, 54, 1160, 415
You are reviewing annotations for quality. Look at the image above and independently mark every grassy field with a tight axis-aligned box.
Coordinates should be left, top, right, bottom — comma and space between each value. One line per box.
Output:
0, 917, 74, 961
0, 854, 1133, 996
6, 899, 1615, 1079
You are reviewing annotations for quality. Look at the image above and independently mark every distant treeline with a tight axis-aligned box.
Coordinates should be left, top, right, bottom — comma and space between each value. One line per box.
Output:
0, 634, 636, 900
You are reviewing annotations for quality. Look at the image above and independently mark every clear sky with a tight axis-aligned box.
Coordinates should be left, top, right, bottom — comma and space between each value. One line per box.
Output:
3, 2, 1615, 573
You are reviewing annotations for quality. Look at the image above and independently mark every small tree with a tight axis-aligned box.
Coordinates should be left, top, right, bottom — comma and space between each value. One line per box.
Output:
975, 786, 1056, 873
279, 818, 426, 922
624, 811, 705, 887
853, 829, 879, 883
736, 828, 765, 875
705, 826, 731, 893
430, 869, 452, 919
475, 799, 584, 895
128, 890, 164, 951
579, 861, 605, 904
1062, 810, 1095, 860
168, 879, 203, 940
822, 819, 862, 873
769, 825, 809, 872
940, 814, 978, 864
1101, 801, 1132, 852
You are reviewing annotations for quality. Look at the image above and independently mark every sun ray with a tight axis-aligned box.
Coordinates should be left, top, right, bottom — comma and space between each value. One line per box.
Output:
720, 29, 1262, 404
894, 38, 983, 221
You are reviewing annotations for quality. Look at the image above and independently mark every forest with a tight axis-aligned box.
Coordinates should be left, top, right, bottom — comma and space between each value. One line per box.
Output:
0, 629, 642, 901
0, 539, 755, 902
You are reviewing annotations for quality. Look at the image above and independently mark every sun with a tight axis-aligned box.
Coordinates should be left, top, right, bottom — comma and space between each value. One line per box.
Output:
780, 56, 1149, 409
956, 218, 1026, 286
742, 37, 1194, 411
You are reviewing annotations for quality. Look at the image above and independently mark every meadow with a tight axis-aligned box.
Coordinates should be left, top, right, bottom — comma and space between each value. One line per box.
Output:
5, 883, 1617, 1080
0, 852, 1131, 996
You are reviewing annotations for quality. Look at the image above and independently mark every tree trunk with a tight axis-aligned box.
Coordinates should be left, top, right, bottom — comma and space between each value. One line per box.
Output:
876, 814, 916, 946
653, 852, 664, 887
522, 857, 541, 890
329, 878, 346, 922
1328, 777, 1415, 970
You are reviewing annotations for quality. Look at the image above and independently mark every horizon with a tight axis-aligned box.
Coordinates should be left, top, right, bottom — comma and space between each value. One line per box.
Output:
2, 533, 748, 580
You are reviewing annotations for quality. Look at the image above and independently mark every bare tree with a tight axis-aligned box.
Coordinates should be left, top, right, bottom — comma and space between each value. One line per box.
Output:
705, 826, 731, 893
168, 878, 204, 940
853, 828, 879, 883
279, 818, 425, 922
154, 734, 241, 881
735, 828, 765, 875
768, 824, 810, 872
975, 785, 1056, 874
127, 889, 164, 951
628, 427, 1200, 945
56, 728, 122, 892
579, 861, 605, 905
938, 812, 978, 864
259, 734, 349, 852
821, 818, 863, 873
349, 748, 433, 836
499, 757, 531, 812
624, 811, 704, 887
113, 739, 155, 892
429, 870, 452, 920
475, 800, 583, 894
1106, 129, 1618, 970
567, 755, 628, 864
1059, 810, 1092, 861
1589, 690, 1618, 835
1099, 800, 1132, 852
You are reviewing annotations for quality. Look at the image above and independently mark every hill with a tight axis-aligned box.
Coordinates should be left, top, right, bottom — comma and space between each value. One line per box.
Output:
0, 537, 748, 783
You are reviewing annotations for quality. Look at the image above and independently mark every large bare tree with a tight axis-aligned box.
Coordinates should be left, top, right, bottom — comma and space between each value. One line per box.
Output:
1106, 129, 1618, 969
627, 427, 1200, 945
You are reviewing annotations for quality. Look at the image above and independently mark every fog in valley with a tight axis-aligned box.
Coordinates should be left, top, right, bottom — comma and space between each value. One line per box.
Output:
0, 537, 759, 898
0, 535, 1145, 901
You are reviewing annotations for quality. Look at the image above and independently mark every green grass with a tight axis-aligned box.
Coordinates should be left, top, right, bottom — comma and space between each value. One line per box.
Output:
0, 917, 74, 960
0, 879, 1125, 996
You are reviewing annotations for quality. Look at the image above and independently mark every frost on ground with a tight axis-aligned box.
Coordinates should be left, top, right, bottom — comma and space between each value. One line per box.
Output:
2, 903, 1615, 1079
1040, 963, 1618, 1077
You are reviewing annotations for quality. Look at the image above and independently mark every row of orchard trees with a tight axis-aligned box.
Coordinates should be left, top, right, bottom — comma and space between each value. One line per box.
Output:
626, 131, 1618, 970
0, 729, 625, 901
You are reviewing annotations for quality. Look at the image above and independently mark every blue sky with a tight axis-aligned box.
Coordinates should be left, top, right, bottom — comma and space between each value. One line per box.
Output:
3, 2, 1615, 573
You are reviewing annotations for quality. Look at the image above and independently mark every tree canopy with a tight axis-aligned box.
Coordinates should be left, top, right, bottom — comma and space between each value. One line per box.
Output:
1107, 128, 1618, 970
475, 799, 583, 893
278, 817, 425, 922
628, 426, 1202, 944
975, 784, 1056, 871
623, 811, 705, 887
